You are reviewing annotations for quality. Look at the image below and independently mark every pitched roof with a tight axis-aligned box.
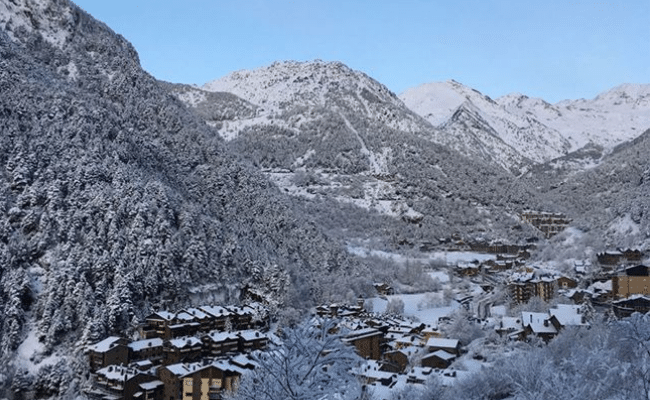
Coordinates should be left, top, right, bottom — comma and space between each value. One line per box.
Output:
426, 338, 459, 349
89, 336, 123, 353
128, 338, 163, 351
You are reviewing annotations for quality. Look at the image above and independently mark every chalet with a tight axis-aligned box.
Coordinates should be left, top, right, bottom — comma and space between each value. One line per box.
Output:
129, 338, 164, 365
421, 350, 456, 369
425, 338, 460, 356
92, 365, 158, 400
164, 337, 203, 364
612, 295, 650, 318
556, 276, 578, 290
521, 312, 557, 341
182, 308, 212, 332
420, 326, 441, 342
598, 249, 643, 267
165, 322, 201, 340
343, 328, 383, 360
227, 306, 254, 330
494, 317, 523, 338
88, 336, 129, 372
574, 260, 591, 275
199, 305, 233, 332
456, 263, 480, 277
548, 304, 587, 330
202, 331, 240, 356
159, 360, 246, 400
374, 283, 394, 296
508, 273, 557, 303
142, 311, 175, 338
134, 380, 164, 400
237, 330, 269, 353
520, 211, 571, 238
589, 279, 614, 303
382, 349, 411, 373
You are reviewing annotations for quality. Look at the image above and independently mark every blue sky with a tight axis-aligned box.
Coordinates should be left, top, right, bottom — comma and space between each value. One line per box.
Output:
73, 0, 649, 103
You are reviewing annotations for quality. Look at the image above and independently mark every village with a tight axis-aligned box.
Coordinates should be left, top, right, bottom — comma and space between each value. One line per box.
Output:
84, 211, 650, 400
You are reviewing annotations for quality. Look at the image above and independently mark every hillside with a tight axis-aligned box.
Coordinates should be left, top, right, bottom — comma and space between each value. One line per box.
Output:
0, 1, 362, 396
186, 62, 540, 250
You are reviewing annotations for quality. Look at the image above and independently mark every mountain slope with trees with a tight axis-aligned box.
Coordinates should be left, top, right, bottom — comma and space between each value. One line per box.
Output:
0, 1, 365, 396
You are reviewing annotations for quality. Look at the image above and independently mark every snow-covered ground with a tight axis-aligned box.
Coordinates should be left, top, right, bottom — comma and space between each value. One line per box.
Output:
347, 245, 495, 266
14, 324, 62, 373
370, 293, 459, 326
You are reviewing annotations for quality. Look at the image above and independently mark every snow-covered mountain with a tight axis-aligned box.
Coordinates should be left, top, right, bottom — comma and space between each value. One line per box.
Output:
400, 81, 571, 170
400, 81, 650, 173
202, 60, 431, 138
179, 62, 539, 249
499, 84, 650, 150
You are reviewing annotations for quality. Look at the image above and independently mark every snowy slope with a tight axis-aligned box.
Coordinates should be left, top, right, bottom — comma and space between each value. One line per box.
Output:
400, 81, 571, 168
203, 60, 430, 136
499, 84, 650, 150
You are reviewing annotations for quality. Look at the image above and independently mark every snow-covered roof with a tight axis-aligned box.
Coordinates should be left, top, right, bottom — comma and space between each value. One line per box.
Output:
212, 360, 247, 375
549, 305, 586, 326
230, 354, 258, 369
89, 336, 123, 353
497, 317, 523, 331
139, 380, 164, 390
164, 362, 211, 377
424, 350, 456, 361
200, 305, 232, 318
96, 365, 139, 382
184, 308, 208, 319
148, 311, 175, 321
344, 327, 382, 341
168, 337, 202, 349
206, 331, 239, 342
590, 280, 612, 292
522, 312, 557, 334
174, 311, 195, 322
238, 330, 266, 341
426, 338, 459, 349
128, 338, 163, 351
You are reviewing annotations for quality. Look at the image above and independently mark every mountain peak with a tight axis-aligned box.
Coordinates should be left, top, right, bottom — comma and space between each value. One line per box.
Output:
202, 59, 398, 113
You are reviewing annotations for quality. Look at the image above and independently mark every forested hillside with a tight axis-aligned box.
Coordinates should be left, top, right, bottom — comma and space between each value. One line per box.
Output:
0, 1, 363, 396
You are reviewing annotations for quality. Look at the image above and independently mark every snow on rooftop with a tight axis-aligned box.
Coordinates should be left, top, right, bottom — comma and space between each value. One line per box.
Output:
427, 350, 456, 361
90, 336, 123, 353
207, 331, 239, 342
139, 380, 164, 390
185, 308, 208, 319
169, 337, 202, 349
549, 305, 586, 326
426, 338, 459, 349
200, 305, 232, 318
238, 330, 266, 341
128, 338, 163, 351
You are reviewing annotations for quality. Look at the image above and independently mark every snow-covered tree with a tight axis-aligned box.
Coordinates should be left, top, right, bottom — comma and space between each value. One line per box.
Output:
227, 319, 362, 400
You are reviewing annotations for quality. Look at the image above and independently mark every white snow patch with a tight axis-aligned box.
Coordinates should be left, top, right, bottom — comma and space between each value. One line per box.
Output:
15, 325, 62, 373
608, 214, 640, 236
371, 293, 459, 326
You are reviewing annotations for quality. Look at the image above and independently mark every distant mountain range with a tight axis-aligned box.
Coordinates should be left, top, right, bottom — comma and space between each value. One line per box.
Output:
401, 80, 650, 174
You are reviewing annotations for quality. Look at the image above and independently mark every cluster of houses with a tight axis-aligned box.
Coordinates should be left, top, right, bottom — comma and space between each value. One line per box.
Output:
315, 303, 462, 391
519, 210, 571, 238
86, 303, 269, 400
489, 304, 588, 341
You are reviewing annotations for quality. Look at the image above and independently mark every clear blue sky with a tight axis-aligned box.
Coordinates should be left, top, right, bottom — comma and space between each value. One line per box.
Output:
73, 0, 649, 103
